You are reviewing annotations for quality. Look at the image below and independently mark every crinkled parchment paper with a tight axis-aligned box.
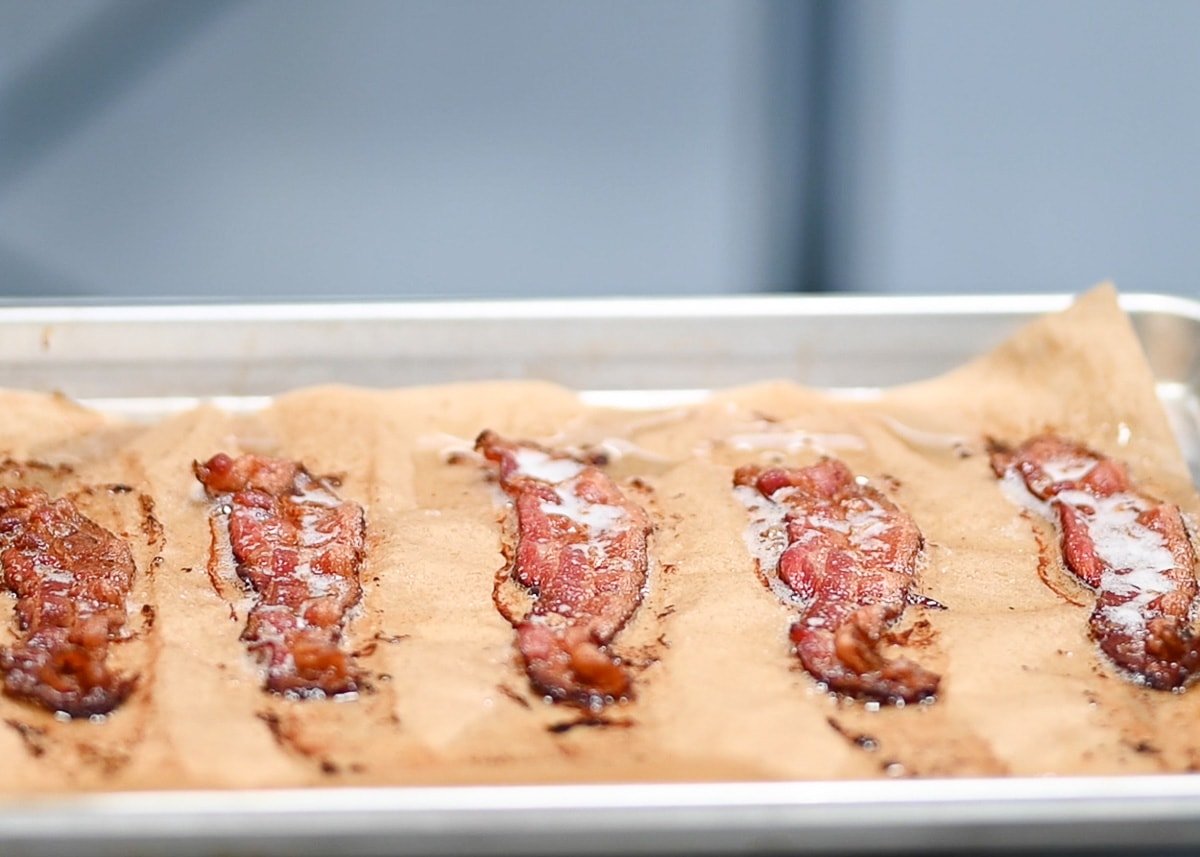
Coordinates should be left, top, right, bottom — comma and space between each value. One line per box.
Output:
2, 284, 1198, 792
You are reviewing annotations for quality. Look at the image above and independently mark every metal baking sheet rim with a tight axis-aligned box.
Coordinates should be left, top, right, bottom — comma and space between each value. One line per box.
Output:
6, 778, 1200, 854
2, 291, 1200, 854
3, 290, 1200, 403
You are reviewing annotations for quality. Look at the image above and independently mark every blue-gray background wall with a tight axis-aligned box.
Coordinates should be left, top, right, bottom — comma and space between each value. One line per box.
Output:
1, 0, 1197, 299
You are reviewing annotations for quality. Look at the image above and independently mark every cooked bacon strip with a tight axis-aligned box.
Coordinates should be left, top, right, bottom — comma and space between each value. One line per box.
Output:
0, 487, 136, 717
735, 460, 939, 703
476, 430, 651, 709
991, 434, 1200, 689
194, 454, 365, 697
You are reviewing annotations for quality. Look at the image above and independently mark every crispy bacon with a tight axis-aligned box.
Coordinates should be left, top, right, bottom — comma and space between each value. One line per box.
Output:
0, 487, 136, 717
991, 434, 1200, 689
735, 460, 940, 703
476, 430, 651, 710
194, 453, 365, 697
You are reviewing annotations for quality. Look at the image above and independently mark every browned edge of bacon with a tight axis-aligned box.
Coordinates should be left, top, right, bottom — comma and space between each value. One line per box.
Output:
735, 459, 940, 704
475, 430, 651, 711
0, 487, 137, 717
194, 453, 365, 698
990, 434, 1200, 690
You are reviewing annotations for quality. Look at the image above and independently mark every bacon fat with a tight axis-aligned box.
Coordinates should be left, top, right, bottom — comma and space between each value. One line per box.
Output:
0, 487, 137, 717
195, 454, 364, 697
476, 430, 651, 710
735, 460, 940, 703
991, 434, 1200, 689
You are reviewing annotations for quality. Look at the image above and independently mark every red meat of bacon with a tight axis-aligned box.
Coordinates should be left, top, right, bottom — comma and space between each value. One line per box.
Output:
735, 460, 940, 703
991, 434, 1200, 689
194, 453, 365, 697
0, 487, 136, 717
476, 430, 651, 709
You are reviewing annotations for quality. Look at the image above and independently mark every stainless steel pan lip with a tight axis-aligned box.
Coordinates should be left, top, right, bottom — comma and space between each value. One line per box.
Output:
5, 777, 1200, 855
10, 774, 1200, 814
1, 290, 1197, 323
5, 291, 1196, 399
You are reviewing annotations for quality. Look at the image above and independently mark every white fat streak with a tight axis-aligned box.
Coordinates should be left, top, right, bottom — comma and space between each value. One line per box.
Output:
999, 469, 1052, 516
1055, 488, 1179, 632
539, 485, 625, 532
512, 448, 584, 484
542, 406, 694, 450
735, 483, 898, 601
1053, 490, 1175, 578
999, 461, 1180, 634
572, 437, 673, 464
299, 525, 333, 547
415, 431, 470, 452
415, 432, 484, 463
846, 499, 890, 552
511, 445, 628, 531
287, 480, 351, 609
291, 559, 339, 597
509, 444, 635, 594
1041, 458, 1097, 483
1102, 569, 1179, 633
734, 485, 797, 604
290, 484, 342, 508
36, 563, 74, 586
806, 514, 850, 534
724, 430, 866, 454
295, 499, 338, 547
879, 416, 970, 451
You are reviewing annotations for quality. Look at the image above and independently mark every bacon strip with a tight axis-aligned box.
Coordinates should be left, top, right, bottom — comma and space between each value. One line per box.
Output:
735, 460, 940, 703
0, 487, 136, 717
476, 430, 651, 709
991, 434, 1200, 689
195, 454, 365, 697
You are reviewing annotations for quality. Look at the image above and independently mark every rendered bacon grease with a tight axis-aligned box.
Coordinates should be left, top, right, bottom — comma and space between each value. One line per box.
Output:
735, 460, 940, 704
0, 488, 137, 717
991, 435, 1200, 689
476, 430, 651, 710
195, 454, 365, 697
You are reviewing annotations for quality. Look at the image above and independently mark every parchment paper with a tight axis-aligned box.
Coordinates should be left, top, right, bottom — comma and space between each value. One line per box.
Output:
2, 284, 1198, 792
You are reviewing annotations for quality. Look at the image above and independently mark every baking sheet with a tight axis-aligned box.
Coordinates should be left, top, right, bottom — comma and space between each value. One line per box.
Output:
3, 290, 1200, 854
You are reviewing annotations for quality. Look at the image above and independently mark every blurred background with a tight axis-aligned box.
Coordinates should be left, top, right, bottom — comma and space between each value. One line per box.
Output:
1, 0, 1197, 300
